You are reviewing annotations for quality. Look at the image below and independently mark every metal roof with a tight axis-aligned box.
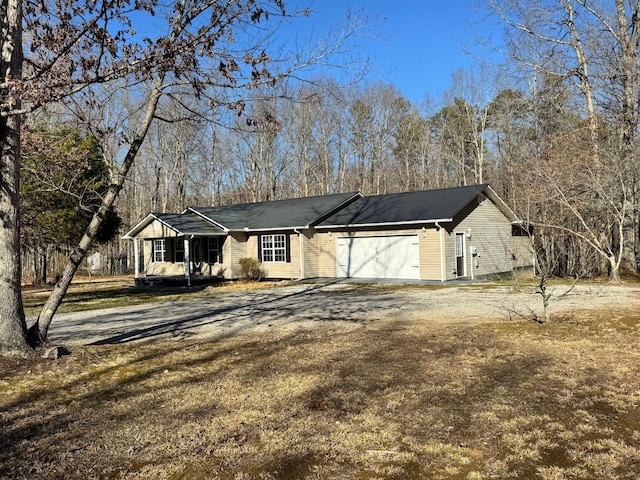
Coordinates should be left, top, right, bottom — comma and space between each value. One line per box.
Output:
317, 184, 504, 227
189, 192, 362, 231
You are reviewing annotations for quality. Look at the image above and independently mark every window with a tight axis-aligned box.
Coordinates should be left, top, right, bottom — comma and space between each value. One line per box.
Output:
174, 240, 184, 263
208, 237, 221, 264
260, 234, 287, 263
153, 239, 166, 262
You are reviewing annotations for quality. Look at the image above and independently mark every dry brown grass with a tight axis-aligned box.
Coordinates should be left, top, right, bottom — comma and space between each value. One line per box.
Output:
2, 303, 640, 479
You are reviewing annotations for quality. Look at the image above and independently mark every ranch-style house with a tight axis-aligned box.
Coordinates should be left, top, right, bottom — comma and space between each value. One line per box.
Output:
122, 184, 534, 284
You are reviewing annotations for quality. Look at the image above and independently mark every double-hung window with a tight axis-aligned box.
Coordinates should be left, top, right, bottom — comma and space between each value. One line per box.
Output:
260, 234, 287, 262
153, 239, 166, 262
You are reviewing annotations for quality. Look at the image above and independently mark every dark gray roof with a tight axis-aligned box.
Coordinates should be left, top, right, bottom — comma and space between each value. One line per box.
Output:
318, 184, 492, 227
122, 212, 226, 238
153, 212, 226, 236
190, 192, 361, 230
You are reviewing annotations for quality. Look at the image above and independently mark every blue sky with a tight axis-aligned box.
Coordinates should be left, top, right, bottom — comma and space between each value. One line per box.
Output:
296, 0, 502, 103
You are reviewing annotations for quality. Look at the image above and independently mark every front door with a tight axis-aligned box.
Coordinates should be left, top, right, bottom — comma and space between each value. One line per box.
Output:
455, 233, 465, 278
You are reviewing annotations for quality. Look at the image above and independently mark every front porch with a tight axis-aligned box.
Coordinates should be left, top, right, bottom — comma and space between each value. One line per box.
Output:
134, 274, 227, 287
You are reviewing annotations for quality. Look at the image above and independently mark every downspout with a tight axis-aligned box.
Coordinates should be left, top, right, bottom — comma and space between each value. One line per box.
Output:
435, 222, 445, 282
294, 228, 304, 279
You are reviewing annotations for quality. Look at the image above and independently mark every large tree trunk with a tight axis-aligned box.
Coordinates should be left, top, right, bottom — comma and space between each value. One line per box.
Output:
28, 82, 164, 345
0, 0, 31, 356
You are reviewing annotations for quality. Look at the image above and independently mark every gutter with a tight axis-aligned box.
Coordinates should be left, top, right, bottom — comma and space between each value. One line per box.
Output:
316, 218, 452, 229
231, 225, 309, 233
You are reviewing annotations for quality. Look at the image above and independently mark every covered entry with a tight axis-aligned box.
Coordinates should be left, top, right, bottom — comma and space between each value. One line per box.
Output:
336, 235, 420, 280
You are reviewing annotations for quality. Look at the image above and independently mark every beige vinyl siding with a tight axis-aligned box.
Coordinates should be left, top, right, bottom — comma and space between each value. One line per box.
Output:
453, 199, 514, 278
225, 232, 248, 278
421, 228, 443, 280
137, 220, 179, 239
143, 238, 183, 276
245, 233, 301, 279
317, 232, 337, 277
303, 230, 319, 278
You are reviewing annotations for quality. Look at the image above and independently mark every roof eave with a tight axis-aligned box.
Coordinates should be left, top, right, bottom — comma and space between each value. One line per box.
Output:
482, 185, 519, 222
316, 218, 453, 229
229, 225, 310, 233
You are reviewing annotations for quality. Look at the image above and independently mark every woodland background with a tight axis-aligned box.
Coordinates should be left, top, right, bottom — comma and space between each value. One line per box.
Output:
18, 0, 640, 284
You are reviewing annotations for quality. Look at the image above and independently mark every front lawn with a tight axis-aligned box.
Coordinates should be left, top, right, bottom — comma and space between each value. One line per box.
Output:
2, 303, 640, 478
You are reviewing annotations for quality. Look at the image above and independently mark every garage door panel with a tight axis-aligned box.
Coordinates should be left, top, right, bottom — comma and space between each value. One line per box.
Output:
336, 235, 420, 279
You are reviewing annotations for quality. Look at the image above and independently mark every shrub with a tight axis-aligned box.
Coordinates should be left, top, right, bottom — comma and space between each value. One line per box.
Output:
237, 257, 265, 281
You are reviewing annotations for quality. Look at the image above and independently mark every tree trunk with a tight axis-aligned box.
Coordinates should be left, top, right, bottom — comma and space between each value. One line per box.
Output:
28, 81, 164, 345
608, 255, 621, 283
0, 0, 31, 356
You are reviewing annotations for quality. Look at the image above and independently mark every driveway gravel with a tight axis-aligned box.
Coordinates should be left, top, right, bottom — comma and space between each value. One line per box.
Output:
47, 281, 640, 346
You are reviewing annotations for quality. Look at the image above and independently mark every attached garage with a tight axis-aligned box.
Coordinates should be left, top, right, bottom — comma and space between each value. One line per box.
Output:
336, 235, 420, 280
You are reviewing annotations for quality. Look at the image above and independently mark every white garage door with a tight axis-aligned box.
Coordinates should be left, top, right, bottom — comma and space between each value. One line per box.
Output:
336, 235, 420, 280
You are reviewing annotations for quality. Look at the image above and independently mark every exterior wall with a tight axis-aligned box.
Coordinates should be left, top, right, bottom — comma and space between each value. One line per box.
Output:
303, 229, 319, 278
447, 198, 516, 279
314, 227, 442, 280
141, 234, 228, 278
243, 232, 301, 279
226, 232, 248, 278
137, 221, 179, 239
142, 238, 183, 276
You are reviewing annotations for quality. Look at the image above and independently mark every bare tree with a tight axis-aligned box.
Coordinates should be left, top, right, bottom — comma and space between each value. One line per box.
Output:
491, 0, 640, 281
1, 0, 366, 353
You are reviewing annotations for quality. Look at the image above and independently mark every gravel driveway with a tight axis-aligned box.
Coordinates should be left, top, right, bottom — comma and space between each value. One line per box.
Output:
47, 281, 640, 345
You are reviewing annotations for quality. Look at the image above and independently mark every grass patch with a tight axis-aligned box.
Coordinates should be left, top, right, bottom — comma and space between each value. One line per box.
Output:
2, 304, 640, 478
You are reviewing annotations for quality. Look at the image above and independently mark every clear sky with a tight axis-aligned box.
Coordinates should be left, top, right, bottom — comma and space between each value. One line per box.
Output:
297, 0, 501, 103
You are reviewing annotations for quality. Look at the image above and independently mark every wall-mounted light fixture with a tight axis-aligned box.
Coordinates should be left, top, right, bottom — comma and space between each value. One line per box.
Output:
328, 231, 332, 241
466, 227, 472, 239
421, 226, 426, 238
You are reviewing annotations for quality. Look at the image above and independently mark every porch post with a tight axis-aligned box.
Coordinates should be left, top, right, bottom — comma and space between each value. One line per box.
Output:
183, 237, 191, 287
133, 238, 140, 279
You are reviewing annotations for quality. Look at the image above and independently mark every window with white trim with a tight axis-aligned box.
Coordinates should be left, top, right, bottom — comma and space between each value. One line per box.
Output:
153, 239, 166, 262
261, 234, 287, 262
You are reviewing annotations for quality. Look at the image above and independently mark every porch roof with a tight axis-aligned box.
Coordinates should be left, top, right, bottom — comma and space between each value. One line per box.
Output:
122, 212, 226, 239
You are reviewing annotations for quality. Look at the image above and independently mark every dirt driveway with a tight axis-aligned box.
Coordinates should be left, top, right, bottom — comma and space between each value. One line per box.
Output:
48, 281, 640, 346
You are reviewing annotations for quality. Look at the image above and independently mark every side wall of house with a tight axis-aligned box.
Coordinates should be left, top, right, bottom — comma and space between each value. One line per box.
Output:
445, 199, 515, 280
